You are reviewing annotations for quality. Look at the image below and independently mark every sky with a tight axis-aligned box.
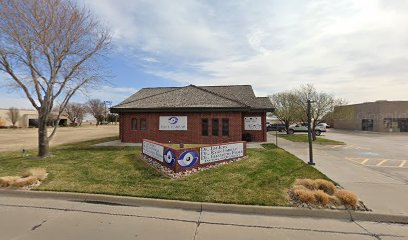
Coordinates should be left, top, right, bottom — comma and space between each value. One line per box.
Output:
1, 0, 408, 109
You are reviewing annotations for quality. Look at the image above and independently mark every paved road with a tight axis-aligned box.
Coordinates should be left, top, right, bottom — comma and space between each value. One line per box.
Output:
0, 195, 407, 240
271, 130, 408, 216
0, 125, 119, 152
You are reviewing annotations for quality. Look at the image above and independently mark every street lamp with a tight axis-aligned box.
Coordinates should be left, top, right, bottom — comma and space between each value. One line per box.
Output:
307, 99, 315, 165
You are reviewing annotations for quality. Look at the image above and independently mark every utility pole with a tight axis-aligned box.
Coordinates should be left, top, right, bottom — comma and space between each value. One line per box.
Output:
307, 99, 315, 165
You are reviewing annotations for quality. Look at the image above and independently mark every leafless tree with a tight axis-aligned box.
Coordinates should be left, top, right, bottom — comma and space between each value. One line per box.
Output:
294, 84, 344, 140
7, 107, 21, 127
86, 99, 106, 125
0, 0, 110, 157
63, 102, 86, 126
269, 91, 302, 134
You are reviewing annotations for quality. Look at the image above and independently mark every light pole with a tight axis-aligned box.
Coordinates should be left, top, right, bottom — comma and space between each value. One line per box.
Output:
307, 99, 315, 165
103, 100, 112, 123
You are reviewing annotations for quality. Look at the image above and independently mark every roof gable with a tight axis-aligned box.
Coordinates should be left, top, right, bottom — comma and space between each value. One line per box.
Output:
112, 84, 274, 112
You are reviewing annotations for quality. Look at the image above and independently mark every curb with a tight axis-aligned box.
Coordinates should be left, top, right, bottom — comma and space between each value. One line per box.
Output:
1, 189, 407, 224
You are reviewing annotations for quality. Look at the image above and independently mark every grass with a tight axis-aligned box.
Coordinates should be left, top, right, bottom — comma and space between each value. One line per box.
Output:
278, 134, 345, 145
0, 138, 331, 206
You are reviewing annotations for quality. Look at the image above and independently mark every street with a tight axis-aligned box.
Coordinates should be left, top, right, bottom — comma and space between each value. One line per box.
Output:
271, 130, 408, 216
0, 195, 407, 240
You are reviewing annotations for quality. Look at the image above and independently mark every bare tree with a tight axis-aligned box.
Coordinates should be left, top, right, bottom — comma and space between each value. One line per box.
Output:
294, 84, 343, 140
0, 0, 110, 157
7, 107, 21, 127
63, 102, 86, 126
269, 91, 302, 134
86, 99, 106, 125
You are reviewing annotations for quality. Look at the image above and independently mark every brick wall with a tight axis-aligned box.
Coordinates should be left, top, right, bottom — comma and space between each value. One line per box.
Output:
120, 111, 266, 143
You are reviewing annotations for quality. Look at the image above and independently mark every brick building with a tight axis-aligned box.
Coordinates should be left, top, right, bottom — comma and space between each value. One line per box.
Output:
333, 101, 408, 132
111, 85, 274, 144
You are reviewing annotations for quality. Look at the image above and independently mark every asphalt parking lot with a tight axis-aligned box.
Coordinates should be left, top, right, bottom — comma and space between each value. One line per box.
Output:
272, 129, 408, 215
323, 130, 408, 183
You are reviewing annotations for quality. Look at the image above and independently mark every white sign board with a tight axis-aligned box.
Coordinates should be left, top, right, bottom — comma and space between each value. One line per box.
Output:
143, 141, 164, 162
200, 143, 244, 164
159, 116, 187, 130
244, 116, 262, 130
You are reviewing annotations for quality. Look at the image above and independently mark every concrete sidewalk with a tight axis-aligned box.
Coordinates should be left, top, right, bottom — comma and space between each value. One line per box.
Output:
270, 133, 408, 216
1, 195, 407, 240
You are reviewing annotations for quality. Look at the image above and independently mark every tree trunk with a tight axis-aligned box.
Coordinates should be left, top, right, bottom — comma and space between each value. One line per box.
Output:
38, 115, 49, 157
312, 126, 317, 141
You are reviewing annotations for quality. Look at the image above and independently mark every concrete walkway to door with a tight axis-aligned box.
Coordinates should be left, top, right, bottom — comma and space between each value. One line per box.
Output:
269, 130, 408, 216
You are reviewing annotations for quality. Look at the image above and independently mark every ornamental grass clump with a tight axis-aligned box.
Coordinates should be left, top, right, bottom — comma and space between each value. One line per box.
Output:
290, 178, 360, 209
314, 179, 337, 195
335, 189, 358, 207
0, 168, 48, 188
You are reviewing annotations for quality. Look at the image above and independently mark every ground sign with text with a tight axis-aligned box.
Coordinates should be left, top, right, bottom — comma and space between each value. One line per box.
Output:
142, 139, 246, 173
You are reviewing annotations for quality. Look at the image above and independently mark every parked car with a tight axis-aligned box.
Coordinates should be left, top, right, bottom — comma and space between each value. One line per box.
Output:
267, 123, 286, 132
288, 123, 326, 136
318, 122, 331, 128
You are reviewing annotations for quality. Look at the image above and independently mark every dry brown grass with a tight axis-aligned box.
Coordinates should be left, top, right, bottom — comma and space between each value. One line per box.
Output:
11, 176, 38, 187
294, 179, 317, 190
22, 168, 47, 181
314, 179, 337, 195
313, 190, 331, 206
291, 186, 316, 204
335, 189, 358, 207
0, 176, 20, 187
0, 168, 47, 188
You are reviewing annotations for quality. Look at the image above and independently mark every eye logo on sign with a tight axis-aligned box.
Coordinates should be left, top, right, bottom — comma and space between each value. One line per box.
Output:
178, 150, 199, 168
164, 149, 176, 165
168, 117, 179, 124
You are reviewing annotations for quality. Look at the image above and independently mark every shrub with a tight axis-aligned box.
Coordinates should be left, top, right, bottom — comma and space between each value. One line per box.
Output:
294, 179, 317, 190
313, 190, 331, 206
22, 168, 47, 181
314, 179, 337, 195
0, 176, 20, 187
11, 176, 38, 187
335, 189, 358, 207
292, 186, 316, 204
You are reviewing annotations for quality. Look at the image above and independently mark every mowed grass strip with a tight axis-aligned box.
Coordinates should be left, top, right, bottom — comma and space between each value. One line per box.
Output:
0, 138, 330, 206
278, 134, 345, 145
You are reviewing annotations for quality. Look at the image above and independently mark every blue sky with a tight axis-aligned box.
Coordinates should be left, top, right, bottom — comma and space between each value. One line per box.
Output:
1, 0, 408, 109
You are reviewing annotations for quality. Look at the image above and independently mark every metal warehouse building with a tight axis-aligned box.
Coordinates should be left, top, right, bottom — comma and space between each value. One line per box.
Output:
333, 101, 408, 132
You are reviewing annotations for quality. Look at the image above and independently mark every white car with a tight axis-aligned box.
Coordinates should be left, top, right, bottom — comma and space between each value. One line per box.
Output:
288, 123, 326, 136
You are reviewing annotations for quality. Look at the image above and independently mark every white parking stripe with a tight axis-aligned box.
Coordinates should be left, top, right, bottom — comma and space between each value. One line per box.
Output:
399, 160, 407, 168
361, 158, 369, 164
376, 159, 388, 166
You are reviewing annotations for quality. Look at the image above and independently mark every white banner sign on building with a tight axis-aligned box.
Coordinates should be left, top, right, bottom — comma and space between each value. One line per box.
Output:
244, 116, 262, 130
159, 116, 187, 130
143, 141, 164, 162
200, 142, 244, 164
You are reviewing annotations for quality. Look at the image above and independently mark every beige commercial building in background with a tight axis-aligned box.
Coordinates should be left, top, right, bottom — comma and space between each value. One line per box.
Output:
0, 108, 69, 128
333, 101, 408, 132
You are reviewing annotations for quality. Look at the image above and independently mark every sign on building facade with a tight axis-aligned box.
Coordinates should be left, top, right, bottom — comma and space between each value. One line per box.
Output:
159, 116, 188, 130
244, 116, 262, 130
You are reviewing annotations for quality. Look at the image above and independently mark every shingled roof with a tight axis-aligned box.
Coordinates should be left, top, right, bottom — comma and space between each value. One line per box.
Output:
111, 85, 274, 113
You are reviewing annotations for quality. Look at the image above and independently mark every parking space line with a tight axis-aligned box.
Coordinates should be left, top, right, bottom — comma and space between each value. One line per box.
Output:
361, 158, 369, 164
376, 159, 388, 166
399, 160, 407, 168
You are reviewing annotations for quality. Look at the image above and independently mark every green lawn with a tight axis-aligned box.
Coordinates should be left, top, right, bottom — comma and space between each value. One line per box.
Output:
278, 134, 345, 145
0, 137, 331, 206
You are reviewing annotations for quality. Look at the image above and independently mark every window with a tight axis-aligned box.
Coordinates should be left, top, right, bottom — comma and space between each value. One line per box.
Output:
131, 118, 137, 130
212, 119, 219, 136
222, 118, 229, 136
140, 118, 147, 130
202, 119, 209, 136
